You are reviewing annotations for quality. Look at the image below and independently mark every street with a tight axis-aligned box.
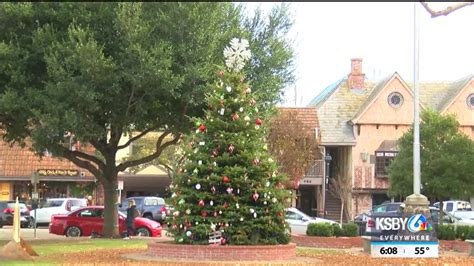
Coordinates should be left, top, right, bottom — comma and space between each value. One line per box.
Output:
0, 226, 65, 240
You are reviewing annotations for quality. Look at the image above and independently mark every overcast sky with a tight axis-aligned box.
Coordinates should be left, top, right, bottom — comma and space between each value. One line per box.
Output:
244, 2, 474, 107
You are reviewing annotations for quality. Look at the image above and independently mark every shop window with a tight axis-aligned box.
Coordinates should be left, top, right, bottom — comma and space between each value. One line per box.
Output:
375, 151, 398, 177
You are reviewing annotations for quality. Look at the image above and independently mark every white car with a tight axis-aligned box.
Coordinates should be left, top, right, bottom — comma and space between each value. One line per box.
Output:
285, 207, 339, 235
30, 198, 88, 225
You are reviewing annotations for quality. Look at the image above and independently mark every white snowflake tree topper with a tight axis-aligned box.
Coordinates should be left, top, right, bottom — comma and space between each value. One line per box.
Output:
223, 38, 251, 73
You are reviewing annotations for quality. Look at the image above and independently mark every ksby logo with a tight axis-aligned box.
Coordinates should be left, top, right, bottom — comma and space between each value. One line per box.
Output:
407, 214, 433, 233
376, 214, 433, 232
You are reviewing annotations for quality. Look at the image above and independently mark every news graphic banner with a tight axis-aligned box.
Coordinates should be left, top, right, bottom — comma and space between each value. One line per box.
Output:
370, 211, 438, 258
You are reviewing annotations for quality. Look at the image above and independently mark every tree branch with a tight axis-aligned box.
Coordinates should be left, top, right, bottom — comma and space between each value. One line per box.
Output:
60, 149, 104, 182
420, 1, 474, 18
116, 131, 181, 172
57, 146, 106, 172
117, 126, 158, 150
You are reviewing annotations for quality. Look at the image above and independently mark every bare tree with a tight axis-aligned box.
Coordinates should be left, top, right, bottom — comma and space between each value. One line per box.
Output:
267, 108, 320, 190
420, 1, 474, 18
329, 175, 352, 224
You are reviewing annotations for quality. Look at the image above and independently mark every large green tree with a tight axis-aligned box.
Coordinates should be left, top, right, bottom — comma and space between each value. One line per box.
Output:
388, 109, 474, 221
0, 2, 295, 237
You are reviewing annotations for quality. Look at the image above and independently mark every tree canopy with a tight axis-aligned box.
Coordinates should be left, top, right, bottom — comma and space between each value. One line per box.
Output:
388, 109, 474, 201
0, 2, 295, 237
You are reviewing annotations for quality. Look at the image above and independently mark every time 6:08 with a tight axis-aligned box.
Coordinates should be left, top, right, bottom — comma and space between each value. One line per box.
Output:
379, 247, 398, 255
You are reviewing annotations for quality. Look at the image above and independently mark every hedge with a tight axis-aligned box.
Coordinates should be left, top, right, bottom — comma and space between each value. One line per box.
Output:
307, 222, 359, 237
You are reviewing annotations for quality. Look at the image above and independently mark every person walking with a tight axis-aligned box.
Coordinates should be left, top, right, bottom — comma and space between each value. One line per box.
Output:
124, 199, 140, 239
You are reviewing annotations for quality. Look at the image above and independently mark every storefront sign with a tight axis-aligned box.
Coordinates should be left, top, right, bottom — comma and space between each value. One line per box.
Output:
370, 211, 438, 258
37, 169, 80, 177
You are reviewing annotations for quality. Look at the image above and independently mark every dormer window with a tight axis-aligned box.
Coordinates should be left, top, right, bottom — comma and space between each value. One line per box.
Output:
388, 92, 403, 108
467, 93, 474, 109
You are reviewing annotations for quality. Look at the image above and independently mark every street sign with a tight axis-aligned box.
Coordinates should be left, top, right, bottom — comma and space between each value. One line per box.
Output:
118, 180, 124, 190
32, 192, 39, 201
30, 172, 39, 185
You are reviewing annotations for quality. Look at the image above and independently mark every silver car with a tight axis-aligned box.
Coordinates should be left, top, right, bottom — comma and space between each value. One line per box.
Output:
285, 207, 339, 235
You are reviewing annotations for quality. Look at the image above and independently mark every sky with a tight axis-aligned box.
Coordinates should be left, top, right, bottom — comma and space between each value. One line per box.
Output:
244, 2, 474, 107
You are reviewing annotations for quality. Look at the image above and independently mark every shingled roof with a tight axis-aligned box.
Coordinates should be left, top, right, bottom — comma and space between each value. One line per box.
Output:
308, 72, 474, 145
272, 107, 319, 139
0, 138, 93, 180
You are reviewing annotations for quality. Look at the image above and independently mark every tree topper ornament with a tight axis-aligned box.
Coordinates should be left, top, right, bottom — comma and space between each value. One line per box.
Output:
223, 38, 251, 73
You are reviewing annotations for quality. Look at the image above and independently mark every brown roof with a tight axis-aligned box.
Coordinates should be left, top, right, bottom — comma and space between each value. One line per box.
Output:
272, 107, 319, 139
0, 138, 93, 179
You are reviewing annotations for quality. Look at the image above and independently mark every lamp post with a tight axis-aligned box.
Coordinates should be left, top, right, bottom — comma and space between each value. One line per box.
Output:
323, 153, 332, 218
405, 1, 429, 213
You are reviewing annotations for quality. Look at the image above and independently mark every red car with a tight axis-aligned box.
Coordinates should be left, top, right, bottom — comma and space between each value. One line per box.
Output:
49, 206, 162, 237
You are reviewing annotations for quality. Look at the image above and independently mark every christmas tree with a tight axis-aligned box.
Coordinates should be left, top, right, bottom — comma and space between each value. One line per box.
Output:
167, 38, 291, 245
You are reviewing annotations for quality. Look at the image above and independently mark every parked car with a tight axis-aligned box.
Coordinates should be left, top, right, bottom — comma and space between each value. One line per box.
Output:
0, 201, 32, 228
354, 202, 403, 223
364, 206, 472, 237
285, 207, 339, 235
49, 206, 162, 237
433, 200, 474, 220
118, 196, 168, 223
30, 198, 88, 226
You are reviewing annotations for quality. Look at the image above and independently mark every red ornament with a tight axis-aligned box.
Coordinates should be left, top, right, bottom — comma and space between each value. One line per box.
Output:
244, 87, 251, 94
232, 113, 239, 121
201, 210, 208, 217
198, 124, 206, 132
211, 149, 219, 157
255, 118, 263, 126
213, 211, 218, 217
228, 144, 235, 153
223, 202, 229, 209
252, 192, 259, 201
253, 158, 260, 165
221, 238, 227, 245
249, 98, 256, 106
222, 176, 230, 183
178, 167, 184, 173
218, 71, 224, 77
198, 199, 205, 207
211, 186, 216, 193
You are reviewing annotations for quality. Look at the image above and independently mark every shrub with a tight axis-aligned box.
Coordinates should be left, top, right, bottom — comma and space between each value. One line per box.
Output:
466, 226, 474, 240
342, 223, 359, 237
455, 225, 470, 241
436, 224, 456, 240
307, 223, 334, 237
332, 223, 343, 237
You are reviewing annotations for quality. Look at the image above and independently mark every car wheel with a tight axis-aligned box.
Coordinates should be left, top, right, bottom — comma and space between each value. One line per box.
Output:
144, 214, 153, 220
136, 227, 151, 237
65, 226, 82, 237
29, 218, 37, 228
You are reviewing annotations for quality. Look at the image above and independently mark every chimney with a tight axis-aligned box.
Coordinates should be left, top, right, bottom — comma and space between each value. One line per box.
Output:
348, 58, 365, 90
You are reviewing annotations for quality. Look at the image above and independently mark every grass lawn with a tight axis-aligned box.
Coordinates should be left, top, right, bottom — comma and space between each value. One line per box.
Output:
0, 239, 151, 265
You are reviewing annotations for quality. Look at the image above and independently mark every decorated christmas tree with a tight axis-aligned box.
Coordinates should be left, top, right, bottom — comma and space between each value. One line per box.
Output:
167, 38, 291, 245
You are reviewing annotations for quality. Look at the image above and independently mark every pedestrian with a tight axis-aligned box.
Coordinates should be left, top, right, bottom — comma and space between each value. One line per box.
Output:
124, 199, 140, 239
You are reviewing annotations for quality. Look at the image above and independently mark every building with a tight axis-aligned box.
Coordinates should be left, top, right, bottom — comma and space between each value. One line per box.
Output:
0, 139, 95, 204
308, 58, 474, 219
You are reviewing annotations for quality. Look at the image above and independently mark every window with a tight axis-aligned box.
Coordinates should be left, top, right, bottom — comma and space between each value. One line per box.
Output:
388, 92, 404, 108
43, 200, 64, 208
144, 198, 160, 206
467, 93, 474, 109
71, 200, 87, 207
285, 211, 303, 220
375, 151, 398, 177
78, 209, 103, 217
446, 202, 453, 212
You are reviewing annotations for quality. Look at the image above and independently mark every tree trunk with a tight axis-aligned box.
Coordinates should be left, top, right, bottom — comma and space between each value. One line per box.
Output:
340, 201, 344, 225
102, 178, 120, 238
439, 200, 444, 225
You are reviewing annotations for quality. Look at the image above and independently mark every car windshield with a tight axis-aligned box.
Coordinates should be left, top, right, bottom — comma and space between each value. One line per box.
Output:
43, 200, 64, 208
144, 198, 165, 206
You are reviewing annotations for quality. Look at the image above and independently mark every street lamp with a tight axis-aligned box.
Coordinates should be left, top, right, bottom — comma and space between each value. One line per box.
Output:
405, 2, 429, 213
323, 153, 332, 218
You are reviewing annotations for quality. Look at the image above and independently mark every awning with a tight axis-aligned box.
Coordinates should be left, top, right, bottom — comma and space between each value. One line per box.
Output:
375, 140, 398, 152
